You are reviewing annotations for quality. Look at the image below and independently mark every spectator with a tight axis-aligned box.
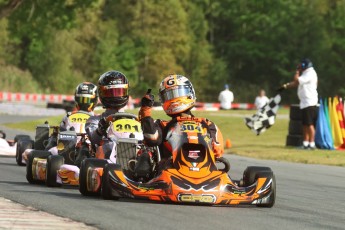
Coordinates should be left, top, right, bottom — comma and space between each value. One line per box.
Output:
279, 58, 318, 149
254, 89, 269, 109
218, 84, 234, 110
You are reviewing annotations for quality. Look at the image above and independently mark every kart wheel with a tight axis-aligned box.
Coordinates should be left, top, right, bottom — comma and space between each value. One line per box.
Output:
288, 120, 303, 135
79, 158, 107, 196
255, 171, 276, 208
101, 164, 120, 200
289, 104, 302, 120
14, 134, 31, 143
286, 134, 303, 147
243, 166, 272, 187
16, 139, 34, 166
46, 155, 64, 187
26, 150, 52, 184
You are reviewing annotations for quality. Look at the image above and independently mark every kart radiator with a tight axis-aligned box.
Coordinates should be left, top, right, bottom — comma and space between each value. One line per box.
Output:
116, 138, 138, 170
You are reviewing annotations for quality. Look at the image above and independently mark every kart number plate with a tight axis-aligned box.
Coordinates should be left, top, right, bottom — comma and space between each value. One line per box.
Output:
179, 122, 202, 133
68, 113, 90, 124
112, 119, 142, 133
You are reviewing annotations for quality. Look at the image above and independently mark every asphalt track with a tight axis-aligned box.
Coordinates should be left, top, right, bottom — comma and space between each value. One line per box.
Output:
1, 114, 345, 230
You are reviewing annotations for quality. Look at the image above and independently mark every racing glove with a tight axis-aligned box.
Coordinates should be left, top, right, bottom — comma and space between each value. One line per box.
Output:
276, 83, 289, 93
139, 89, 154, 120
141, 89, 155, 107
96, 117, 110, 137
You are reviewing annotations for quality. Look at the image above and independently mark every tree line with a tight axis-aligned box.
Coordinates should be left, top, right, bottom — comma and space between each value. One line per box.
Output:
0, 0, 344, 104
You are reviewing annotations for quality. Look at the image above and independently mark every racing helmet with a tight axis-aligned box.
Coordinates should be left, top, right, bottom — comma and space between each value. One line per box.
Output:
74, 82, 99, 112
98, 70, 129, 109
300, 58, 313, 70
159, 74, 196, 116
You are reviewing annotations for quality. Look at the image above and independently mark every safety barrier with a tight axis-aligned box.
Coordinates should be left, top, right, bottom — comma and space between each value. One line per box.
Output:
0, 92, 74, 103
0, 91, 256, 111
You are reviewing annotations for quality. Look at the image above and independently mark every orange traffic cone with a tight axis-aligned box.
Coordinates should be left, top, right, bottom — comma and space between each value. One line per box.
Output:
225, 138, 232, 149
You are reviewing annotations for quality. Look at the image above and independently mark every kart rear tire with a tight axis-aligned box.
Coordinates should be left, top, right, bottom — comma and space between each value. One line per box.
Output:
46, 155, 64, 187
101, 164, 120, 200
26, 150, 52, 184
255, 171, 276, 208
16, 139, 34, 166
14, 134, 31, 143
243, 166, 272, 187
289, 104, 302, 120
79, 158, 107, 196
288, 120, 303, 135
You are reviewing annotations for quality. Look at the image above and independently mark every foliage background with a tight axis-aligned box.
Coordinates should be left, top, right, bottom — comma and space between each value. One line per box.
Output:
0, 0, 344, 104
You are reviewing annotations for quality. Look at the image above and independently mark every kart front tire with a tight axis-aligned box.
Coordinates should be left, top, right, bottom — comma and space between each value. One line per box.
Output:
46, 155, 64, 187
79, 158, 107, 196
243, 166, 272, 187
26, 150, 51, 184
101, 164, 120, 200
255, 171, 276, 208
16, 139, 34, 166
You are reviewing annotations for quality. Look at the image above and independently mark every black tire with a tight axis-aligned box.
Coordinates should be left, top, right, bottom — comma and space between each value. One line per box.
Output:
289, 104, 302, 120
79, 158, 108, 196
286, 134, 303, 147
101, 164, 121, 200
16, 139, 34, 166
288, 120, 303, 135
255, 171, 276, 208
14, 134, 31, 143
243, 166, 272, 187
46, 155, 64, 187
26, 150, 52, 184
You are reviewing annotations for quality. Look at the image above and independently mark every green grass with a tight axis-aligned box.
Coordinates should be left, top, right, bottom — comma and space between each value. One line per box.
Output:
4, 108, 345, 166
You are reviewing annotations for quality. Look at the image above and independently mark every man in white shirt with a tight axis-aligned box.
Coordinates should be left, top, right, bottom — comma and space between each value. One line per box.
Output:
279, 58, 318, 149
254, 89, 269, 109
218, 84, 234, 110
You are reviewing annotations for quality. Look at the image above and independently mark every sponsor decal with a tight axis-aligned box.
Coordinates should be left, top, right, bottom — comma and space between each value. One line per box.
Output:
188, 150, 200, 159
178, 194, 216, 203
59, 134, 76, 139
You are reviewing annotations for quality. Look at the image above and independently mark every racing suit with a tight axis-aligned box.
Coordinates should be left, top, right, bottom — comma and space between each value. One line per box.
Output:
85, 108, 123, 162
139, 108, 224, 160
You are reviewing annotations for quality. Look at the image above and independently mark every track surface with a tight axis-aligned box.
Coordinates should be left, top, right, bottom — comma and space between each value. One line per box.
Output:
1, 115, 345, 230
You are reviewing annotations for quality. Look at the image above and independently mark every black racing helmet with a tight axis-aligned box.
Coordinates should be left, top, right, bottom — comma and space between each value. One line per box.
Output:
74, 82, 98, 112
98, 71, 129, 109
300, 58, 313, 70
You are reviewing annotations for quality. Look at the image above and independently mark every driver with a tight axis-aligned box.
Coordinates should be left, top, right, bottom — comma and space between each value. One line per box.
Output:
85, 70, 130, 162
44, 82, 99, 153
137, 74, 224, 173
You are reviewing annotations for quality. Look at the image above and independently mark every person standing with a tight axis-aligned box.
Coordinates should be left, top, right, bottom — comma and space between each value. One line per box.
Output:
254, 89, 269, 109
279, 58, 318, 149
218, 84, 234, 110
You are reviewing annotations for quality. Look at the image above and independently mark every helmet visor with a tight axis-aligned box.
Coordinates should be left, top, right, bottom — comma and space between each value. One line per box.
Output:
160, 86, 190, 103
99, 85, 128, 98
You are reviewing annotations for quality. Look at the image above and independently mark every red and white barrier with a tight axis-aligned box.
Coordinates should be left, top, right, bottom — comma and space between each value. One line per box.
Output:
1, 91, 257, 111
0, 92, 74, 103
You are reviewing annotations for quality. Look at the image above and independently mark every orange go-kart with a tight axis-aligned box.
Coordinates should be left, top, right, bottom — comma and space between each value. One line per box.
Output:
100, 117, 276, 207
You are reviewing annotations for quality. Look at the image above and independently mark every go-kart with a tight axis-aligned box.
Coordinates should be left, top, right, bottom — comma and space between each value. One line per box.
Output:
25, 111, 92, 186
79, 113, 160, 196
0, 130, 17, 155
16, 121, 52, 166
100, 116, 276, 207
